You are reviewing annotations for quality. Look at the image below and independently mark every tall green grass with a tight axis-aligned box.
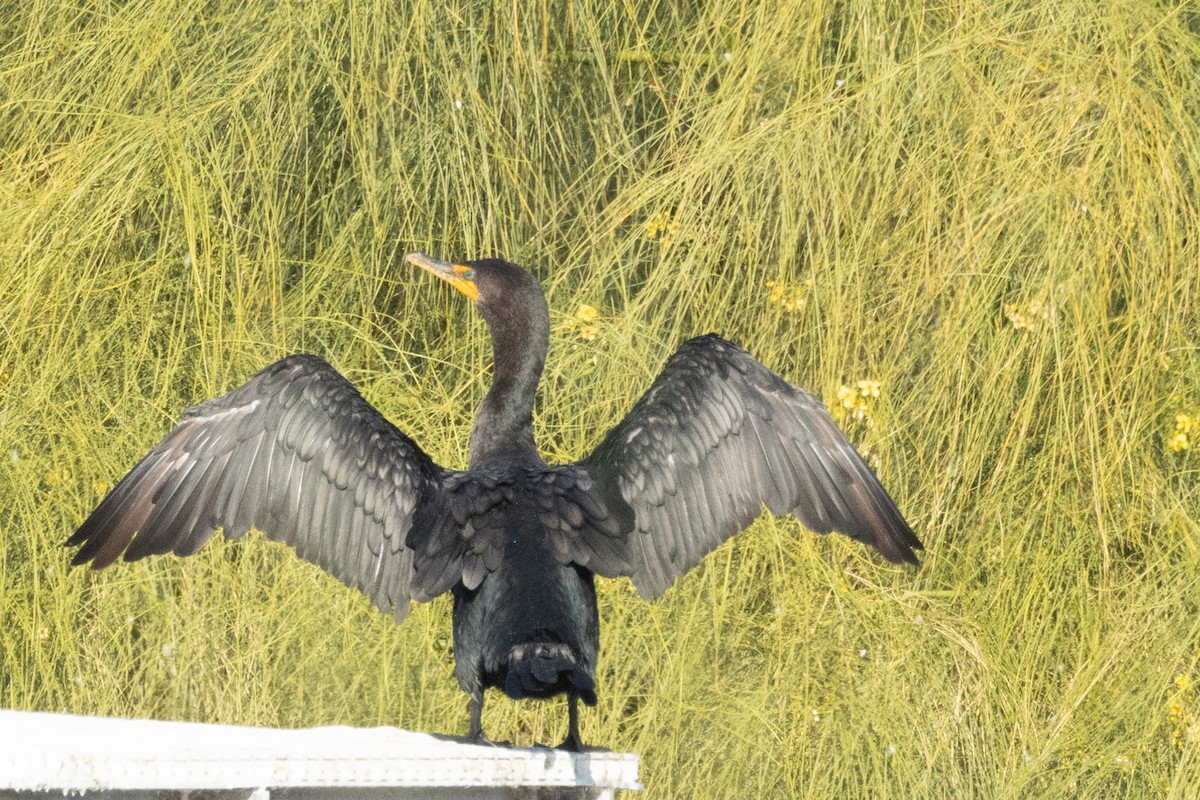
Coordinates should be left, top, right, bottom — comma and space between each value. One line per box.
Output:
2, 0, 1199, 796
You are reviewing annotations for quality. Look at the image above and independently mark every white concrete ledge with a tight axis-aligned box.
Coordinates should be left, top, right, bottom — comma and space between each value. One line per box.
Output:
0, 711, 640, 799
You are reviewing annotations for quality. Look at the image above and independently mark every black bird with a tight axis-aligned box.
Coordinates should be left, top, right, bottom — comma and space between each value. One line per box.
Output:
67, 253, 922, 750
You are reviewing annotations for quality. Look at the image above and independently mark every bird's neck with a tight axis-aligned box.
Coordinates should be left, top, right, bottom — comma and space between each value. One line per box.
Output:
470, 299, 549, 467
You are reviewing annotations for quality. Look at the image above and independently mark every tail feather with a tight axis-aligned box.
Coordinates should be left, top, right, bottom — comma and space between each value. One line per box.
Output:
502, 643, 596, 705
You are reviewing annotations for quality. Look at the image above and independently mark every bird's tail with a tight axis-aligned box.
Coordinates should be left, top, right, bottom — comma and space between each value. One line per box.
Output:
502, 642, 597, 705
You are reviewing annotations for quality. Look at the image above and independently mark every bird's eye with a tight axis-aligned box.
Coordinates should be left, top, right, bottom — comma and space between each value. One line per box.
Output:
464, 269, 476, 280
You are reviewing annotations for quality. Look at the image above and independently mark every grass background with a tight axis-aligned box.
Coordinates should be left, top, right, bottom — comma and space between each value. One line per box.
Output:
2, 0, 1200, 796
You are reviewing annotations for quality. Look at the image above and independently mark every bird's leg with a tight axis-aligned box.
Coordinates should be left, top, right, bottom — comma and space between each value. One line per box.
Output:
467, 692, 484, 741
558, 691, 584, 751
466, 691, 511, 747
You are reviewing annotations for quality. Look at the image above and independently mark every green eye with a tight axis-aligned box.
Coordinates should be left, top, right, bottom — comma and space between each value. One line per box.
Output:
464, 269, 476, 280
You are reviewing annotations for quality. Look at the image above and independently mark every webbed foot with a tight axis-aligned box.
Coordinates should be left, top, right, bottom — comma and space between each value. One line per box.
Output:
468, 731, 512, 748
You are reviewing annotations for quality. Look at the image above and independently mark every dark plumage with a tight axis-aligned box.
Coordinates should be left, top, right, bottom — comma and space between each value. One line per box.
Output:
66, 253, 922, 749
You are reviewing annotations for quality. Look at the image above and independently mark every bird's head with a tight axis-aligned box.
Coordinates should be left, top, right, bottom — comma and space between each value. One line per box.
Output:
405, 252, 544, 324
406, 251, 551, 454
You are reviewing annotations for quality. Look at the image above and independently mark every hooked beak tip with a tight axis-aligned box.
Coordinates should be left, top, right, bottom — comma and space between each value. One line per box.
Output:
407, 251, 479, 302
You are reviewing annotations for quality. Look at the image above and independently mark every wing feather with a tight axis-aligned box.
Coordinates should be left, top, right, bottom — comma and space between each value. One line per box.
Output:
580, 335, 921, 598
66, 355, 460, 618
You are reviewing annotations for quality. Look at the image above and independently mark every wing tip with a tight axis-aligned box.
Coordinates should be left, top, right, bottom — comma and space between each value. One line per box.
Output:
877, 522, 924, 567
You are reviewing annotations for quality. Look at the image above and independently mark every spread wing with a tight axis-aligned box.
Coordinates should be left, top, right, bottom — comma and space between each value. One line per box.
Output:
579, 335, 922, 598
66, 355, 457, 621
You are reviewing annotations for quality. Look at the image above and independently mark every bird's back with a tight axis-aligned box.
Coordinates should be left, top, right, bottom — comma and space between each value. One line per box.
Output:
449, 467, 604, 704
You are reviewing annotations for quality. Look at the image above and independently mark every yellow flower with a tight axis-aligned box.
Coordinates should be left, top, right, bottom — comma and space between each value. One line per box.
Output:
1169, 414, 1196, 453
1002, 303, 1025, 329
856, 380, 880, 398
44, 466, 72, 487
560, 304, 603, 341
1169, 671, 1197, 750
645, 211, 679, 244
836, 380, 881, 423
765, 279, 811, 313
1003, 299, 1053, 331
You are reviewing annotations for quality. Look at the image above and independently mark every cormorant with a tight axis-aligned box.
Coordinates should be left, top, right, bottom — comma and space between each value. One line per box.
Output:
66, 253, 922, 750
